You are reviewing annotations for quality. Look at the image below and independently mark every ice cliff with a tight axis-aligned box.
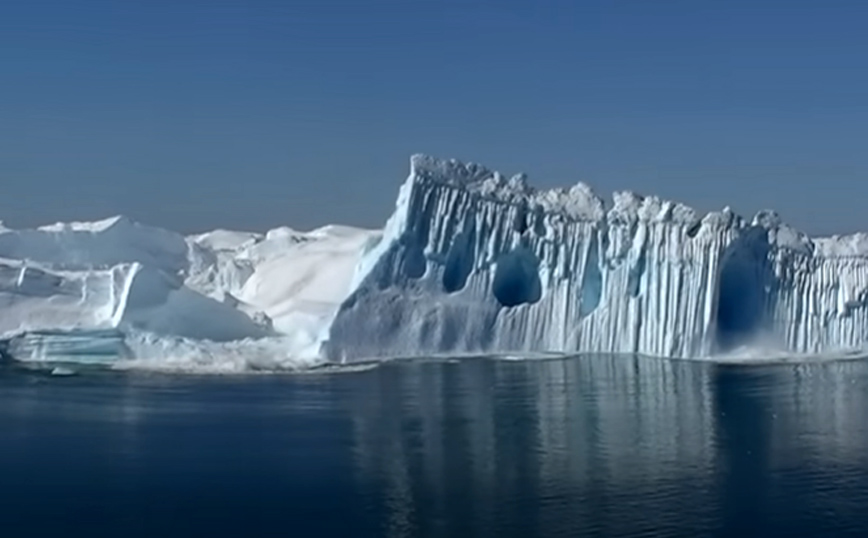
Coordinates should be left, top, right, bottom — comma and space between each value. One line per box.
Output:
324, 155, 868, 360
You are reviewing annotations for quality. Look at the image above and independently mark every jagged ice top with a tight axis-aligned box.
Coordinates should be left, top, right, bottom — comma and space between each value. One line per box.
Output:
409, 153, 866, 259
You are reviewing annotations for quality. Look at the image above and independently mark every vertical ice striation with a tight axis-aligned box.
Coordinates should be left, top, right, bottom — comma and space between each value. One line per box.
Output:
325, 155, 868, 360
761, 224, 868, 353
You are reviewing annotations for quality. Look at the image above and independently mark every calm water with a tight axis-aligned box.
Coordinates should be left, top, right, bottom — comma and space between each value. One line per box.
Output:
2, 355, 868, 537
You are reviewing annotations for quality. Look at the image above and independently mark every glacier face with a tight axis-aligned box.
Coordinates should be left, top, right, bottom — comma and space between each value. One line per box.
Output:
324, 155, 868, 360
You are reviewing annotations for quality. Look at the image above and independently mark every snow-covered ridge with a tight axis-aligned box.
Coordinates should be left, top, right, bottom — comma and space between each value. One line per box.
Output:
325, 154, 868, 360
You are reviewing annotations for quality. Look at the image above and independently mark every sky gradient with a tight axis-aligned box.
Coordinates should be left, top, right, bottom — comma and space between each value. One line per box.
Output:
3, 0, 868, 235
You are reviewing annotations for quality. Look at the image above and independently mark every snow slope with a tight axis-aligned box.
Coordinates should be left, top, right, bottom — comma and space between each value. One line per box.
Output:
324, 154, 868, 361
190, 223, 380, 352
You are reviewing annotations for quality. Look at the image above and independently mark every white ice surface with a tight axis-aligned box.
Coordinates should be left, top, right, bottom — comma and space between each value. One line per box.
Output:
0, 215, 378, 371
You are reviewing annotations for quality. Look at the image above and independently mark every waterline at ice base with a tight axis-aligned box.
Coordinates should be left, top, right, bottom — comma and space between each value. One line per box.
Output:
3, 154, 868, 373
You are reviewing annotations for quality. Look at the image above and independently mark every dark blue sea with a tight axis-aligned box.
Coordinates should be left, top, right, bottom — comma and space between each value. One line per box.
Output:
3, 354, 868, 537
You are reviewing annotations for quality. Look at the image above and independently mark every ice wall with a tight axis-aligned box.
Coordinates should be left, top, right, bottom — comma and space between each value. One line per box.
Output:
760, 224, 868, 353
325, 155, 868, 360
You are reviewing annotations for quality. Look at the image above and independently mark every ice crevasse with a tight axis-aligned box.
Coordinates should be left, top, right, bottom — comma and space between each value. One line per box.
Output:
323, 154, 868, 360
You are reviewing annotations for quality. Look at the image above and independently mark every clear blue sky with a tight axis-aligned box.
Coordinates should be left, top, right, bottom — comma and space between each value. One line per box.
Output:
2, 0, 867, 235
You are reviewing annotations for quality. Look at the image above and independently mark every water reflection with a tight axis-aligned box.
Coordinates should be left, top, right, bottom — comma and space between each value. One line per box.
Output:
347, 355, 868, 537
3, 355, 868, 536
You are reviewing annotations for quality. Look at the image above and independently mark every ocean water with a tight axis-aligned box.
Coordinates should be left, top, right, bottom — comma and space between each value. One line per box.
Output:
2, 354, 868, 537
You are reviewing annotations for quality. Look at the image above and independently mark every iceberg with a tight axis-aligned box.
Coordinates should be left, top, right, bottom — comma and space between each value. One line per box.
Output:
3, 153, 868, 370
0, 214, 378, 369
0, 217, 271, 343
323, 154, 868, 361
